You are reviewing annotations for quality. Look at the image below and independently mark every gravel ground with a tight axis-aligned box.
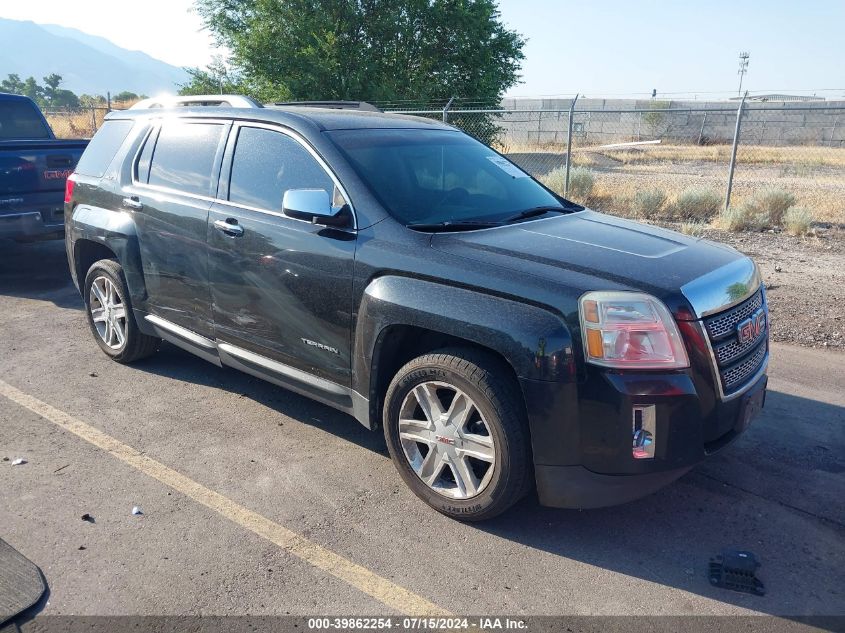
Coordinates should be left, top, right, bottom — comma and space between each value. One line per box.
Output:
655, 223, 845, 350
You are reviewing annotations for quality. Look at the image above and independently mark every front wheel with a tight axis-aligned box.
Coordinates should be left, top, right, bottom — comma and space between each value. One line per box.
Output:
383, 348, 532, 521
83, 259, 159, 363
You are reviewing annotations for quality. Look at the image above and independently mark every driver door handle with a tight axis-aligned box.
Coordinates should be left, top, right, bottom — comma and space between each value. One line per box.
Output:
214, 218, 244, 237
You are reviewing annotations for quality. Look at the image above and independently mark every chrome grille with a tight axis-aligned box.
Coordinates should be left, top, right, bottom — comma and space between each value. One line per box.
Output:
713, 331, 762, 366
702, 287, 768, 395
704, 289, 763, 340
721, 342, 768, 391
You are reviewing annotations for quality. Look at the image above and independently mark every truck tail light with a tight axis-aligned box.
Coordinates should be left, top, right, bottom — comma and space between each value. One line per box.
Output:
64, 174, 76, 203
579, 291, 689, 369
632, 405, 656, 459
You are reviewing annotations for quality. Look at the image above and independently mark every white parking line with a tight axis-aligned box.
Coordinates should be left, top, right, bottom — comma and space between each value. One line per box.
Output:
0, 378, 450, 616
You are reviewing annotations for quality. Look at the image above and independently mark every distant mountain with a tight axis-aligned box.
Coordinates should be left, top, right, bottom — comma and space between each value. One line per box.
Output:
0, 18, 189, 96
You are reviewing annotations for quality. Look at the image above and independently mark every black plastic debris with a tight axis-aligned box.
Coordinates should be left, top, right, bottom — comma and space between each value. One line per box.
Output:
709, 549, 765, 596
81, 513, 95, 523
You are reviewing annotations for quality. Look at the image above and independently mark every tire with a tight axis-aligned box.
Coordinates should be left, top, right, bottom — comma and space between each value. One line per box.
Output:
383, 348, 532, 521
83, 259, 160, 363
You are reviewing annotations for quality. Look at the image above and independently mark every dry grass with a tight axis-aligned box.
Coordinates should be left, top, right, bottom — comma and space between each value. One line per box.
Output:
783, 207, 814, 236
589, 144, 845, 168
45, 110, 107, 139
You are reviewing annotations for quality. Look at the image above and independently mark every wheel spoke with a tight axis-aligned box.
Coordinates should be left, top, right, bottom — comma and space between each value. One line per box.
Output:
90, 280, 107, 307
104, 319, 113, 345
112, 318, 126, 346
398, 423, 434, 445
457, 433, 495, 462
413, 383, 445, 422
451, 457, 480, 497
106, 280, 117, 305
110, 305, 126, 320
417, 449, 446, 486
445, 391, 473, 428
90, 307, 107, 323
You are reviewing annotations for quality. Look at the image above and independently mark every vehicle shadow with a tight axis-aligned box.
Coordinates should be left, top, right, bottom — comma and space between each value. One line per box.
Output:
476, 389, 845, 617
133, 343, 387, 456
0, 239, 80, 310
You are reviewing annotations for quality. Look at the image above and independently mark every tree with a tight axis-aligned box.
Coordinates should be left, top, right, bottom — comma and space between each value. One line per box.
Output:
1, 73, 26, 95
178, 56, 252, 97
113, 91, 140, 102
193, 0, 525, 106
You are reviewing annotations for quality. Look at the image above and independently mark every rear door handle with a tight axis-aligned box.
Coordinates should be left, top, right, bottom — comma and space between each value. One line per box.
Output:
213, 218, 244, 237
122, 196, 143, 210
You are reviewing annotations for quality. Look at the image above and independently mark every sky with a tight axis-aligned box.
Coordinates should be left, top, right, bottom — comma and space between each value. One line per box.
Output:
3, 0, 844, 100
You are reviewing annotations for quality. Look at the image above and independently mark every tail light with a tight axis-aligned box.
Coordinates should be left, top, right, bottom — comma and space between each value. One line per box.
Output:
64, 174, 76, 204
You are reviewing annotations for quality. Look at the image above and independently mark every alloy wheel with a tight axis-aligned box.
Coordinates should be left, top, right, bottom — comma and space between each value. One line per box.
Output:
398, 381, 496, 499
89, 276, 127, 350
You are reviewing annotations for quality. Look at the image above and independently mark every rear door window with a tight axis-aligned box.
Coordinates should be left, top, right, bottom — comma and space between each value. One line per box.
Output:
228, 126, 336, 212
0, 99, 51, 139
147, 121, 224, 196
74, 120, 135, 177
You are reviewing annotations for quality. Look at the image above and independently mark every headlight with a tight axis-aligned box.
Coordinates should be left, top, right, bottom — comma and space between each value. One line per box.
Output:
579, 291, 689, 369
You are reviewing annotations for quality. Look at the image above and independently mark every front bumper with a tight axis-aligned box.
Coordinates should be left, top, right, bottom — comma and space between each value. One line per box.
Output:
525, 368, 767, 509
0, 210, 64, 240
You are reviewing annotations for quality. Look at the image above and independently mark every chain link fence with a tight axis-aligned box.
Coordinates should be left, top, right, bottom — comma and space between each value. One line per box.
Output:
389, 101, 845, 228
43, 106, 112, 140
48, 100, 844, 228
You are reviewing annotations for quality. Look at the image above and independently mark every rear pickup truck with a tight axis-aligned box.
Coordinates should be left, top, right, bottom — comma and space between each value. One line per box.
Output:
0, 92, 87, 241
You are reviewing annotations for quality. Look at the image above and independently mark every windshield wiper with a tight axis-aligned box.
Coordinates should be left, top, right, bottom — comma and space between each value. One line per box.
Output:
406, 220, 502, 232
501, 206, 566, 224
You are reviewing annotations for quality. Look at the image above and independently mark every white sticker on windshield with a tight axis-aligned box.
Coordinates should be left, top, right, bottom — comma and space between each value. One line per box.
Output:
487, 155, 530, 178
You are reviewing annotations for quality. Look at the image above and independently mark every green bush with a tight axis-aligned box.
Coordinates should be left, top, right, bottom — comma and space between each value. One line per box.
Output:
631, 189, 667, 219
670, 188, 721, 220
679, 221, 707, 237
741, 188, 797, 226
540, 166, 594, 202
567, 167, 595, 201
783, 206, 813, 236
719, 205, 767, 232
540, 167, 566, 196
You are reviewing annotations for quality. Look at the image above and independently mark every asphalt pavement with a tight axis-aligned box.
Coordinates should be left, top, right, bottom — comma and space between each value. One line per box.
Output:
1, 240, 843, 624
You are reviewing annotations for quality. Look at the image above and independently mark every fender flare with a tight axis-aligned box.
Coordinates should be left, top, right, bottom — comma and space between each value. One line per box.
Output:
70, 205, 146, 304
354, 275, 576, 398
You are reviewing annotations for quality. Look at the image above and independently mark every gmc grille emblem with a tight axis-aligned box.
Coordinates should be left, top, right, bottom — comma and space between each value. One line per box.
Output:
737, 308, 766, 345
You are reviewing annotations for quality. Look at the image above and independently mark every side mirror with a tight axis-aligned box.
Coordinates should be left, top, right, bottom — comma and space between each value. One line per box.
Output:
282, 189, 349, 227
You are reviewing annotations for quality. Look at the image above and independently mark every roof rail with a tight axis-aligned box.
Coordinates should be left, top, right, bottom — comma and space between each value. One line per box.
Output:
269, 100, 382, 113
129, 95, 263, 110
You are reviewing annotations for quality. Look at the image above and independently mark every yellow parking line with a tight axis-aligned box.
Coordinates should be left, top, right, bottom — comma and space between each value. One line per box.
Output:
0, 379, 450, 616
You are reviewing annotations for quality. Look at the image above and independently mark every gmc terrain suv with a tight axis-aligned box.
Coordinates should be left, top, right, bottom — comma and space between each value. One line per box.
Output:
65, 100, 769, 520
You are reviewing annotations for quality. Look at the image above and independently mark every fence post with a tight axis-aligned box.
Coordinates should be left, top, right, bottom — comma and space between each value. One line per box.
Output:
442, 96, 455, 124
564, 93, 579, 196
697, 112, 708, 145
724, 91, 747, 211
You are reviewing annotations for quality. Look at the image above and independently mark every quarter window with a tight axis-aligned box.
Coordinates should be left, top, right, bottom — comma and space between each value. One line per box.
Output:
147, 122, 224, 196
228, 126, 337, 212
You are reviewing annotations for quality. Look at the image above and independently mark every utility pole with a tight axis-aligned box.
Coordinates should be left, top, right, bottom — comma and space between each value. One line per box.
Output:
737, 52, 750, 96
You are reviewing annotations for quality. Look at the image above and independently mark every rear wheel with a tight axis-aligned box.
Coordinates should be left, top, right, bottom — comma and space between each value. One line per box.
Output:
83, 259, 159, 363
383, 348, 532, 521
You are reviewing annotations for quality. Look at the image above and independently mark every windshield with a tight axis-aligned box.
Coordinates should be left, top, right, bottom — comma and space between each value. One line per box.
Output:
327, 128, 571, 226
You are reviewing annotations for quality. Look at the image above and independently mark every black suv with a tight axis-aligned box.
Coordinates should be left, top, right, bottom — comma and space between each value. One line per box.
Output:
65, 101, 769, 520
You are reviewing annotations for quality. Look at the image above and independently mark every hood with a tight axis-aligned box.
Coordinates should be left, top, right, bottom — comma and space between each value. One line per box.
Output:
430, 210, 748, 316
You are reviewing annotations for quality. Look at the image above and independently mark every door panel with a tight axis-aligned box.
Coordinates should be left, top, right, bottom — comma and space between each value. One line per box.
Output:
124, 120, 228, 338
208, 203, 356, 385
207, 123, 356, 387
132, 189, 214, 336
